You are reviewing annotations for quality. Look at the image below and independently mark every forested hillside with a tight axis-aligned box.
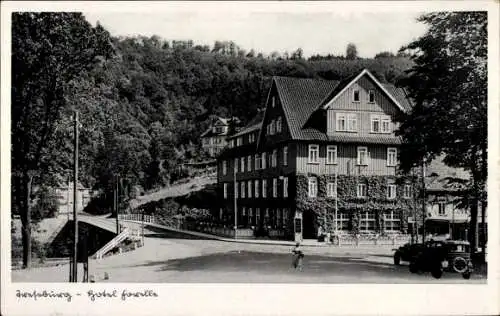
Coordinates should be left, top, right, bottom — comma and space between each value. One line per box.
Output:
59, 36, 414, 198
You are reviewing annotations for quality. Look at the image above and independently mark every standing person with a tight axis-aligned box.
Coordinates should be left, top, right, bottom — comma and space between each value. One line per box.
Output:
291, 242, 304, 271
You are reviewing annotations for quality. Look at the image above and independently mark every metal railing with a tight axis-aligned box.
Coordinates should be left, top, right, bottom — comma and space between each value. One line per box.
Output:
93, 228, 130, 260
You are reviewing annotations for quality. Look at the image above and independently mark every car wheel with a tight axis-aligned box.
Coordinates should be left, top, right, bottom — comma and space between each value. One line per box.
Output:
462, 271, 471, 280
431, 267, 443, 279
409, 262, 418, 273
394, 253, 401, 266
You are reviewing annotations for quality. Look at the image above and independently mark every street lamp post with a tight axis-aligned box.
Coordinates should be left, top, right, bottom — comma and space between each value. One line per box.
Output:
334, 169, 338, 234
141, 209, 145, 246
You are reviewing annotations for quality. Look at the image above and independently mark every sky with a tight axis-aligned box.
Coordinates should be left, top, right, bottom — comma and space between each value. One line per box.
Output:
84, 6, 428, 58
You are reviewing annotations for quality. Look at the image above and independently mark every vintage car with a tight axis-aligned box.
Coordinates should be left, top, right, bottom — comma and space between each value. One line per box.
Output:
393, 242, 425, 265
408, 240, 473, 279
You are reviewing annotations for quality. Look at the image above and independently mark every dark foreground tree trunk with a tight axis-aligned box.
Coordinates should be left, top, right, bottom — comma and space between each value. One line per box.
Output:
20, 173, 33, 269
468, 198, 478, 256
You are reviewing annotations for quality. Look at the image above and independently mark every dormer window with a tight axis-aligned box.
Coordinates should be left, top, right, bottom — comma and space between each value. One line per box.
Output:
276, 117, 282, 133
353, 90, 360, 102
368, 90, 375, 103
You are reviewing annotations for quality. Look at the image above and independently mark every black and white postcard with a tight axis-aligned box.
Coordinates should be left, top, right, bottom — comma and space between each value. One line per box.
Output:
1, 1, 499, 315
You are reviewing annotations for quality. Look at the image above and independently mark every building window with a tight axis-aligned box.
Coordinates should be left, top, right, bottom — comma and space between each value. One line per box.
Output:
357, 183, 367, 198
387, 183, 397, 200
371, 115, 381, 133
360, 212, 376, 232
404, 184, 412, 199
347, 114, 357, 131
261, 152, 267, 169
308, 177, 318, 198
283, 146, 288, 166
240, 157, 245, 172
272, 96, 275, 108
283, 177, 288, 198
327, 182, 337, 198
308, 144, 319, 164
272, 149, 277, 167
223, 183, 228, 199
336, 212, 349, 231
387, 147, 397, 167
234, 158, 238, 172
336, 113, 346, 131
222, 161, 227, 175
262, 179, 267, 198
337, 113, 357, 132
273, 178, 278, 198
368, 90, 375, 103
241, 182, 246, 198
249, 133, 255, 143
255, 180, 260, 198
236, 137, 242, 146
248, 208, 253, 225
438, 197, 446, 215
277, 208, 282, 227
384, 211, 400, 232
235, 182, 239, 198
248, 180, 252, 198
270, 120, 275, 135
247, 156, 252, 171
326, 145, 337, 164
276, 117, 282, 133
255, 208, 260, 226
381, 118, 391, 133
357, 146, 369, 165
353, 90, 360, 102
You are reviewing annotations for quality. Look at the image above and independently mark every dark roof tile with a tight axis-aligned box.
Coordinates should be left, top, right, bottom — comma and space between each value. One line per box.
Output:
274, 76, 339, 140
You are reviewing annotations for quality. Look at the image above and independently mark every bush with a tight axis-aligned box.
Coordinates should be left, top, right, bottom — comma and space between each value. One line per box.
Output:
11, 234, 48, 263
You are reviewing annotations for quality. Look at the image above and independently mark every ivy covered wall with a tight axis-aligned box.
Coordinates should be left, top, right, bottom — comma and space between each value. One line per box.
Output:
294, 173, 423, 234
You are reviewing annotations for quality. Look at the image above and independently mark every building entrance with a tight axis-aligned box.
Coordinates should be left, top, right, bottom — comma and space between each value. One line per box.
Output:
302, 210, 317, 239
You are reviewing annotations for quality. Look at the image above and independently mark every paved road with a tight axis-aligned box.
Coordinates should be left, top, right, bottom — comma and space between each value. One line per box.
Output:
12, 228, 486, 284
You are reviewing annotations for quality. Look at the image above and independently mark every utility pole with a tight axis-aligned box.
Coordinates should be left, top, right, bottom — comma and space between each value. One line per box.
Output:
421, 159, 426, 243
71, 111, 79, 283
115, 175, 120, 234
233, 157, 238, 238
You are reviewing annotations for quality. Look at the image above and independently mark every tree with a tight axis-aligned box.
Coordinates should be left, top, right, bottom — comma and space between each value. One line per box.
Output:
374, 51, 395, 59
11, 13, 114, 268
396, 12, 487, 254
291, 48, 304, 60
346, 43, 358, 60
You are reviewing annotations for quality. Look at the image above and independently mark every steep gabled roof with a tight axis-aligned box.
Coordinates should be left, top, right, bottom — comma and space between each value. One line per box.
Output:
274, 76, 339, 141
321, 69, 407, 112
